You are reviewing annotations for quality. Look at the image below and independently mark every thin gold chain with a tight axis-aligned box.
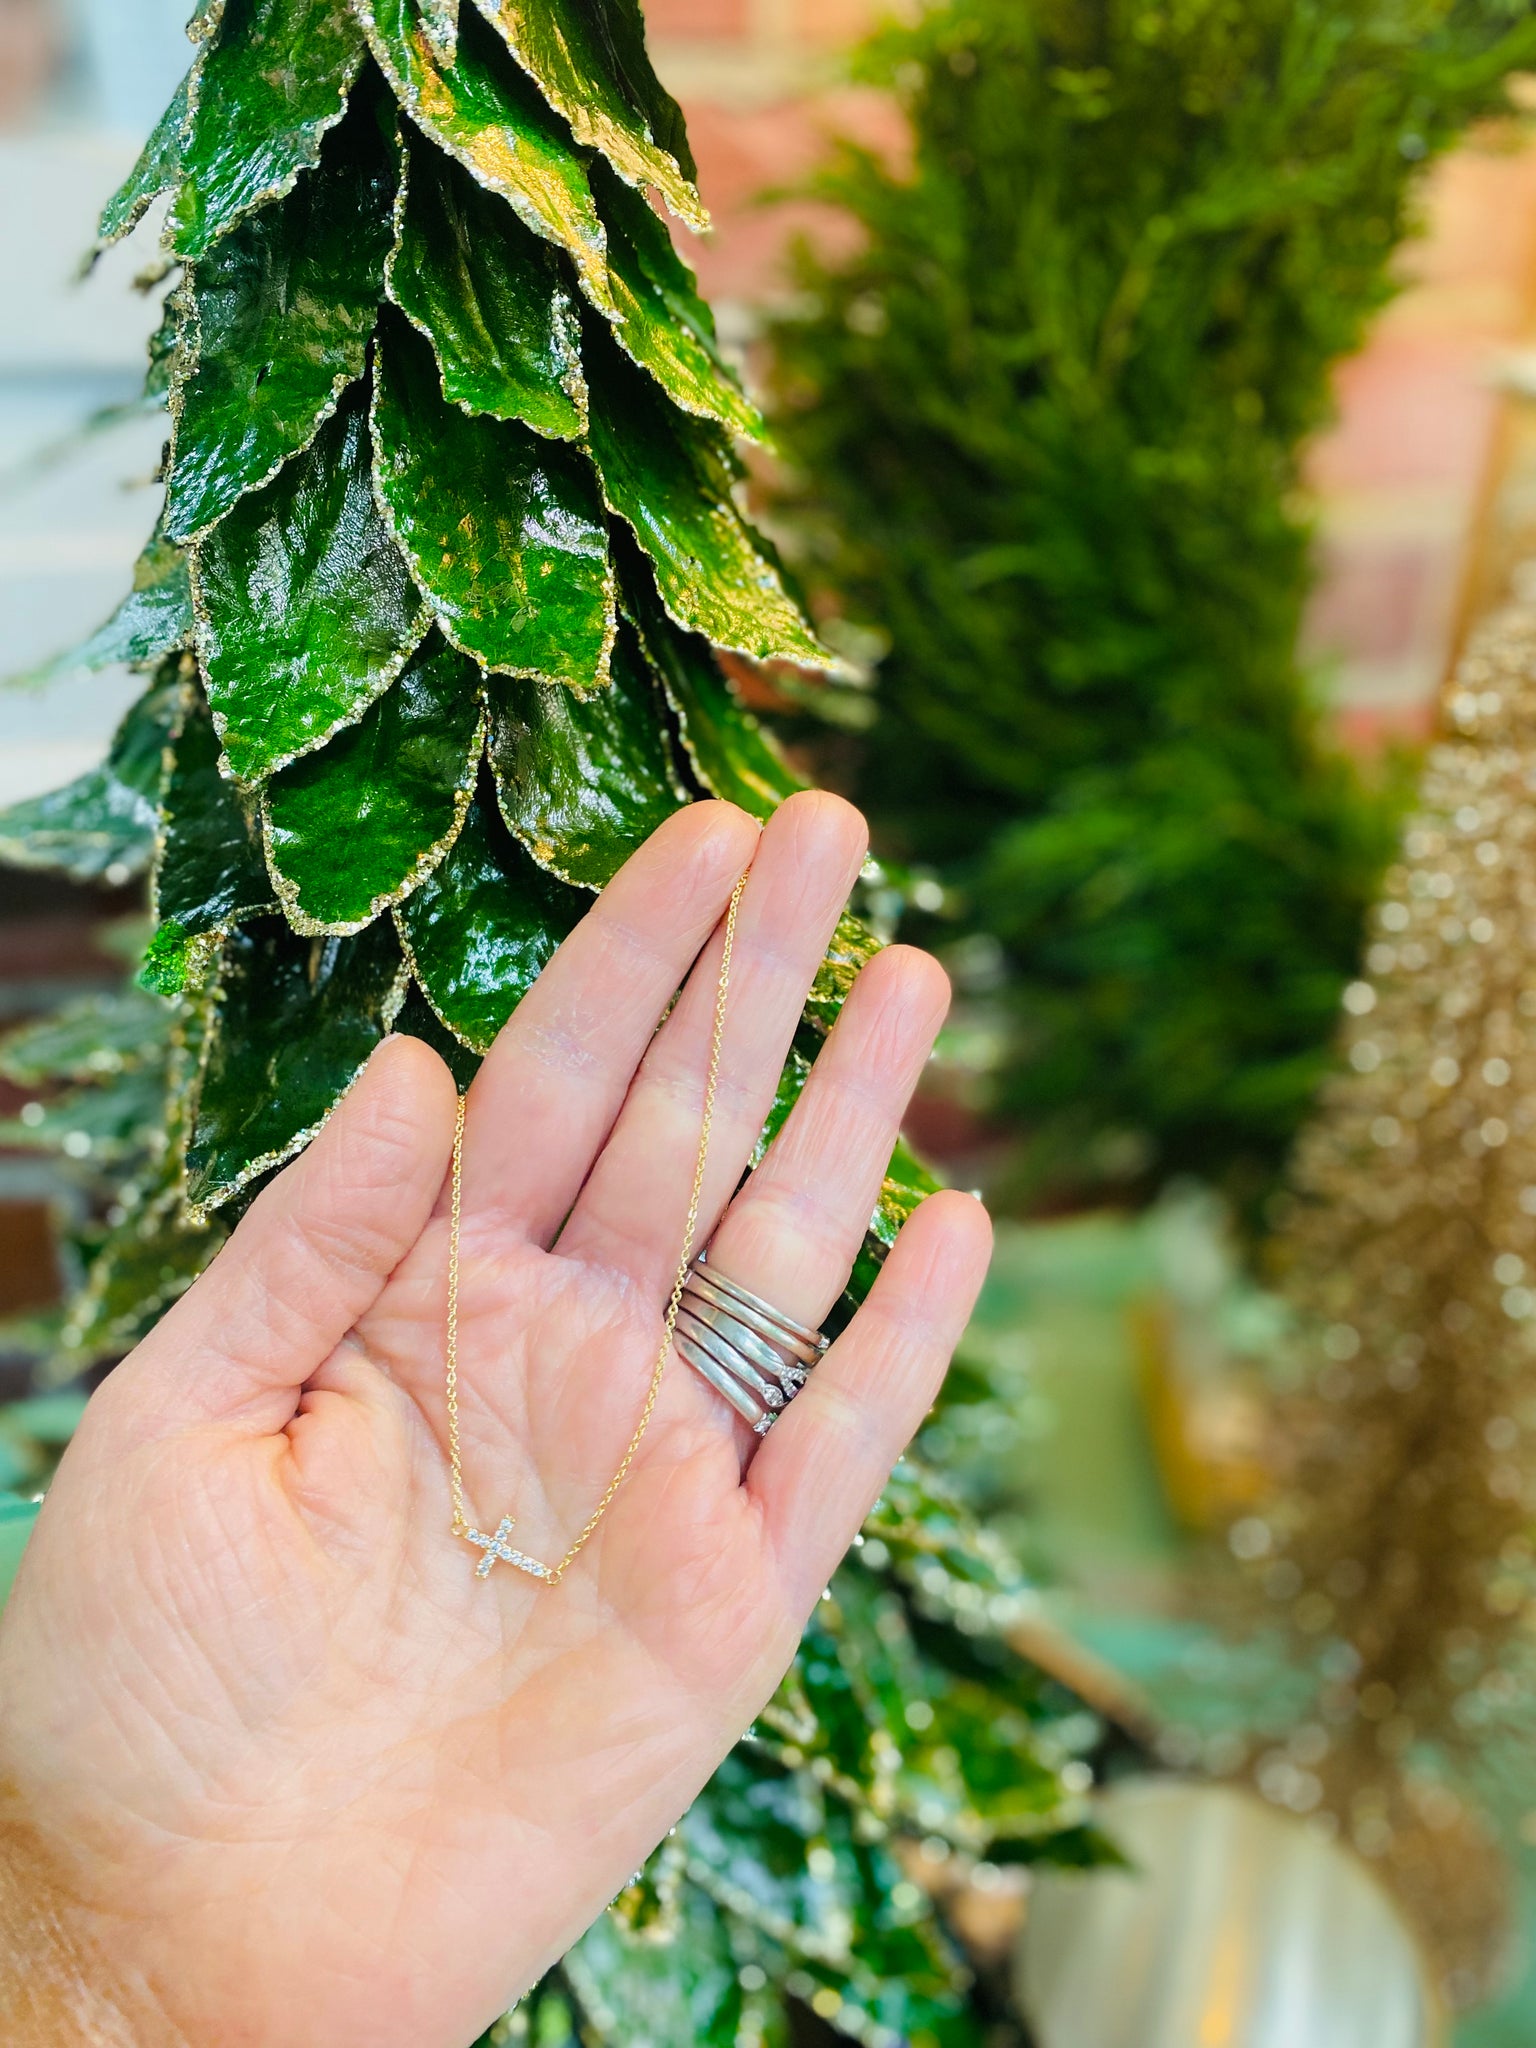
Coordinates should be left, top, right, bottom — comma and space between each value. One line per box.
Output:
445, 870, 749, 1586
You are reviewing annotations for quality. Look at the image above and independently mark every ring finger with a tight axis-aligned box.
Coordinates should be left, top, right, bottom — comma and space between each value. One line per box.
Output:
680, 942, 952, 1454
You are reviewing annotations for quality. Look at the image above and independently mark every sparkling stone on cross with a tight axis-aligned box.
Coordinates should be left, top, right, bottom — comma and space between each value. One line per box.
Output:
466, 1515, 553, 1583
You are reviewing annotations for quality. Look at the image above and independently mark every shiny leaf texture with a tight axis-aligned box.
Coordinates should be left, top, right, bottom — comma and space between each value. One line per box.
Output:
387, 135, 586, 439
60, 1170, 225, 1372
170, 0, 368, 259
626, 560, 802, 820
356, 0, 614, 314
16, 535, 192, 690
585, 322, 830, 668
592, 159, 762, 441
562, 1885, 742, 2046
96, 67, 192, 248
186, 918, 407, 1212
396, 790, 582, 1051
0, 989, 169, 1088
802, 910, 882, 1036
0, 1063, 171, 1168
487, 619, 684, 887
469, 0, 702, 229
167, 91, 397, 541
372, 315, 613, 686
193, 381, 429, 782
264, 631, 484, 932
0, 669, 177, 881
392, 981, 483, 1090
417, 0, 459, 63
155, 690, 277, 939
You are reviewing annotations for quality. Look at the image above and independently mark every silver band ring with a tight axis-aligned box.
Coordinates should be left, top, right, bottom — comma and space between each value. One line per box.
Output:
683, 1266, 825, 1367
695, 1253, 828, 1353
676, 1256, 828, 1436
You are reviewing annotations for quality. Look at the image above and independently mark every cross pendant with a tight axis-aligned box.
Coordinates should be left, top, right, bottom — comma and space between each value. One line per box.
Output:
464, 1514, 554, 1583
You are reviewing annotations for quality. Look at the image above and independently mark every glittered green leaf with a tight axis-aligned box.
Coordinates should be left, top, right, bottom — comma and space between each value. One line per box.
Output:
1, 1063, 171, 1167
592, 160, 762, 441
564, 1886, 742, 2048
166, 93, 396, 542
396, 791, 582, 1051
155, 692, 276, 939
60, 1173, 224, 1368
193, 382, 429, 782
387, 135, 585, 439
169, 0, 368, 259
487, 620, 684, 887
372, 315, 613, 686
585, 324, 831, 669
96, 68, 193, 248
626, 560, 802, 821
0, 989, 169, 1088
15, 537, 192, 690
417, 0, 460, 64
264, 632, 484, 933
803, 911, 882, 1035
0, 669, 177, 881
392, 981, 482, 1090
470, 0, 702, 230
186, 917, 407, 1212
358, 0, 613, 313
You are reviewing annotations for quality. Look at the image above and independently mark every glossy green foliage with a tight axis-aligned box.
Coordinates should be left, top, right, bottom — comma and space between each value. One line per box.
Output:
487, 622, 684, 887
155, 690, 276, 938
0, 667, 177, 880
591, 159, 763, 442
167, 89, 397, 540
471, 0, 702, 229
193, 383, 428, 781
186, 918, 407, 1211
768, 0, 1536, 1210
388, 137, 586, 438
627, 565, 802, 821
359, 0, 613, 312
397, 792, 583, 1050
265, 632, 484, 931
18, 537, 192, 689
170, 0, 367, 258
0, 989, 168, 1088
587, 323, 826, 667
97, 69, 193, 247
372, 316, 613, 685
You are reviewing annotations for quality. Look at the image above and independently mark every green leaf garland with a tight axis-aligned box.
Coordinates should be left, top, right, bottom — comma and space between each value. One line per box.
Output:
166, 90, 397, 541
469, 0, 702, 229
264, 631, 485, 932
387, 134, 586, 439
487, 619, 685, 887
371, 314, 614, 686
192, 381, 430, 782
169, 0, 368, 259
186, 916, 408, 1212
396, 790, 582, 1050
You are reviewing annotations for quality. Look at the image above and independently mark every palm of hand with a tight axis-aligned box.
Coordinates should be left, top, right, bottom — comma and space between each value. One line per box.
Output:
0, 799, 989, 2048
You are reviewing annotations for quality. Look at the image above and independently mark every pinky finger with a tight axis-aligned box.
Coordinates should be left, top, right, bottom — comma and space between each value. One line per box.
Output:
746, 1189, 993, 1615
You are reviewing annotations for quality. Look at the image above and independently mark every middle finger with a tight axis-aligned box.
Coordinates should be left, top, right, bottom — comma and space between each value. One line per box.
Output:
555, 791, 867, 1289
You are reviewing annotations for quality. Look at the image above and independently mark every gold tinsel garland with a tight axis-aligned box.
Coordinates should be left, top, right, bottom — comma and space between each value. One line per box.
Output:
1259, 583, 1536, 2005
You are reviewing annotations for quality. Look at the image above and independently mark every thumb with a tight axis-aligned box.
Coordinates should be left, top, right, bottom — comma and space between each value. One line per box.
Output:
114, 1035, 459, 1433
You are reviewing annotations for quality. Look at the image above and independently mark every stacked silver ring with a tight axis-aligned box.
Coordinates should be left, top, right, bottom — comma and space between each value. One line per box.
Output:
676, 1254, 829, 1435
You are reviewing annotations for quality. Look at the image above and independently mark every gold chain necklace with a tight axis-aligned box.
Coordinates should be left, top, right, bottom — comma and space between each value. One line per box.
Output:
444, 870, 749, 1587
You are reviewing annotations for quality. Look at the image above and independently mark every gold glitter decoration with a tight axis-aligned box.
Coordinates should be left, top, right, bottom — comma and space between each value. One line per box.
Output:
1256, 581, 1536, 2006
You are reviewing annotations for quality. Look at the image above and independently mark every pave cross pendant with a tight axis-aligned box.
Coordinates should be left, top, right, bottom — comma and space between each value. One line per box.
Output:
465, 1515, 554, 1583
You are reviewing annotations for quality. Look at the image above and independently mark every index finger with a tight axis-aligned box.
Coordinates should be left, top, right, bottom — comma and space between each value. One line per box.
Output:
459, 800, 760, 1241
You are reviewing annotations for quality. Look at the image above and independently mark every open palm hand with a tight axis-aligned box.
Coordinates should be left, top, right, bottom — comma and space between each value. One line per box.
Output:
0, 795, 990, 2048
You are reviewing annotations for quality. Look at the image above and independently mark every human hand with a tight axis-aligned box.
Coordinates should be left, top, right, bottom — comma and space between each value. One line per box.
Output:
0, 794, 991, 2048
